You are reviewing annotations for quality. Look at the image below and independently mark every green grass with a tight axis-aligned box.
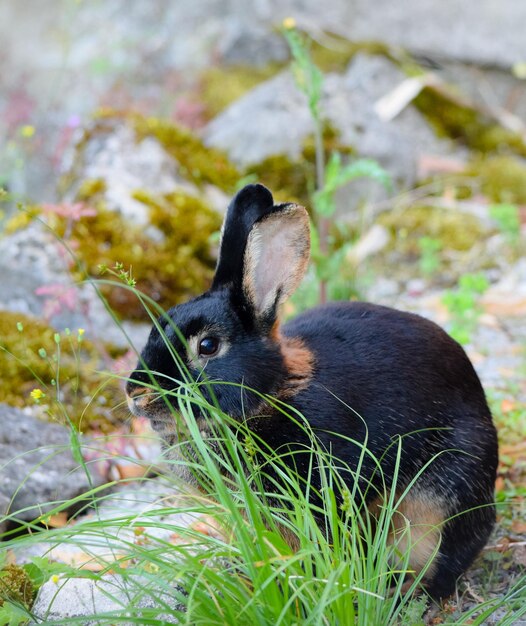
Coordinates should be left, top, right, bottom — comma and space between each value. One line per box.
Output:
1, 398, 431, 625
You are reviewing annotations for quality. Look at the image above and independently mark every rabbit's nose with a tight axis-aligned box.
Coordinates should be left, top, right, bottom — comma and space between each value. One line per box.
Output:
126, 386, 152, 413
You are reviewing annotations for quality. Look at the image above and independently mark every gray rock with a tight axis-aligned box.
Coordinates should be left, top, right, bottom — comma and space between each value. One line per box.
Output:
31, 573, 185, 625
0, 222, 66, 319
483, 257, 526, 309
25, 478, 199, 624
335, 0, 526, 69
65, 122, 199, 226
217, 19, 289, 67
10, 477, 200, 564
433, 61, 526, 129
0, 221, 150, 349
0, 404, 104, 533
203, 71, 314, 166
327, 54, 458, 185
204, 55, 457, 187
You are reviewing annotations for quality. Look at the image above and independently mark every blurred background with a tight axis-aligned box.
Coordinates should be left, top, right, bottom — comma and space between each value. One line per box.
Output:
0, 2, 525, 618
1, 0, 526, 198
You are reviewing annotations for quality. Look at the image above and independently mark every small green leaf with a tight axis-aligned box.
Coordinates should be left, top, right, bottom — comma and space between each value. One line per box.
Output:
70, 429, 84, 467
0, 601, 30, 626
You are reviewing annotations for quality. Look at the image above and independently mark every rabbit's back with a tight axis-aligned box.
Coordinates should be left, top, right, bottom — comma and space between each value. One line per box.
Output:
280, 300, 497, 486
279, 301, 498, 599
282, 300, 492, 429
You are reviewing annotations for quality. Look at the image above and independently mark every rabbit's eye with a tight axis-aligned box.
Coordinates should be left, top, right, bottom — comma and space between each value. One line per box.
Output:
198, 336, 220, 357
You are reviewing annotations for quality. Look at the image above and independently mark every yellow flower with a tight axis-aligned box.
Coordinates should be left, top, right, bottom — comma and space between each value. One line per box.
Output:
51, 575, 60, 584
77, 328, 85, 341
20, 125, 35, 138
30, 388, 45, 401
283, 17, 296, 29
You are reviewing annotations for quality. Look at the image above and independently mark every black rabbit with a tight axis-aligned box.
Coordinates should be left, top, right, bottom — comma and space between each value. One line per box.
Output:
127, 184, 498, 600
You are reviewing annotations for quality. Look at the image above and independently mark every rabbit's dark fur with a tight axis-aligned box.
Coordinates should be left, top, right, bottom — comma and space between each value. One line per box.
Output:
127, 184, 498, 601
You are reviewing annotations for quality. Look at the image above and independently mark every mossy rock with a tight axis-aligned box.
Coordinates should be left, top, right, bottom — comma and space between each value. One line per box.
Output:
0, 564, 33, 610
131, 114, 240, 192
200, 64, 282, 119
248, 126, 354, 208
310, 35, 391, 73
52, 190, 221, 320
60, 110, 240, 201
467, 155, 526, 205
378, 204, 485, 256
76, 177, 107, 203
249, 153, 314, 207
198, 34, 391, 121
0, 311, 122, 432
414, 86, 526, 156
3, 204, 41, 235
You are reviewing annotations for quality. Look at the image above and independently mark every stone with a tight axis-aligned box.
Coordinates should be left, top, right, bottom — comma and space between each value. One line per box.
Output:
332, 0, 526, 69
217, 19, 289, 67
482, 257, 526, 318
434, 61, 526, 129
327, 54, 458, 185
0, 404, 104, 533
1, 0, 524, 205
24, 478, 201, 623
31, 574, 185, 625
65, 122, 199, 226
11, 477, 201, 561
0, 221, 151, 349
204, 55, 457, 188
0, 222, 66, 320
203, 71, 314, 166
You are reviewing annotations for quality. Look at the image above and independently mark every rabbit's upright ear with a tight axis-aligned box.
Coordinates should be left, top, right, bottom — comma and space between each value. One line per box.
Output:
211, 184, 310, 329
212, 184, 275, 291
243, 203, 310, 328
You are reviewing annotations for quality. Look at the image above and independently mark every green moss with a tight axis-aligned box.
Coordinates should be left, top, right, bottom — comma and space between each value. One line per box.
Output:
3, 205, 40, 234
467, 155, 526, 204
248, 125, 354, 208
56, 191, 221, 320
76, 177, 107, 202
0, 564, 33, 610
0, 312, 121, 432
249, 154, 314, 207
378, 204, 485, 255
200, 64, 282, 119
414, 87, 526, 156
310, 36, 390, 73
60, 111, 240, 200
132, 114, 240, 192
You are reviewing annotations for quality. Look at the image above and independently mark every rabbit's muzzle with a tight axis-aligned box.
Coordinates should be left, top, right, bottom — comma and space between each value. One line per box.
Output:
127, 385, 151, 413
127, 384, 212, 444
127, 385, 176, 429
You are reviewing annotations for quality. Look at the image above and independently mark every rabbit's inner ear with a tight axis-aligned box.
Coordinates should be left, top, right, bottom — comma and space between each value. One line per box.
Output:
243, 204, 310, 324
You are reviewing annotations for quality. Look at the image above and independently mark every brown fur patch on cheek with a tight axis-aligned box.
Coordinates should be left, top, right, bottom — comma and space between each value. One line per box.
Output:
272, 323, 315, 397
